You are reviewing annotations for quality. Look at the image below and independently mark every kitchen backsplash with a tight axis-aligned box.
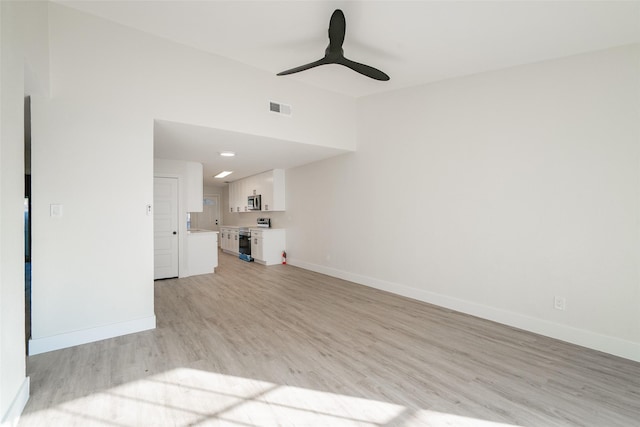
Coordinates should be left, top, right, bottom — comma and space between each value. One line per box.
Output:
222, 210, 287, 228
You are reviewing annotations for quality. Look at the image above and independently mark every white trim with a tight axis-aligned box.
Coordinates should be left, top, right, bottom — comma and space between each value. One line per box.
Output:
28, 315, 156, 355
1, 377, 29, 427
154, 174, 184, 278
200, 193, 222, 245
288, 258, 640, 363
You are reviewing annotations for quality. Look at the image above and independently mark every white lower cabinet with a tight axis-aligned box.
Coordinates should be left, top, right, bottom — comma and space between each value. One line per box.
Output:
251, 231, 263, 262
250, 228, 286, 266
220, 227, 228, 251
229, 229, 239, 254
220, 228, 227, 250
220, 227, 239, 255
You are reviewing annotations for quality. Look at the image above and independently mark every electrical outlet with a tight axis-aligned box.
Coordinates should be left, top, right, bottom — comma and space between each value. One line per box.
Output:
50, 204, 63, 217
554, 296, 566, 311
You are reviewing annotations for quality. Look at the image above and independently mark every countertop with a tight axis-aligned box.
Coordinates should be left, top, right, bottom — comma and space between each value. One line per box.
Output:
187, 229, 219, 234
219, 226, 284, 231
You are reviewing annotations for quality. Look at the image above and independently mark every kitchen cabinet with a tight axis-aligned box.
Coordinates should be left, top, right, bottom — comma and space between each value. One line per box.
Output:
230, 229, 239, 254
222, 228, 232, 253
250, 228, 286, 266
246, 174, 262, 198
186, 162, 203, 212
227, 169, 286, 213
260, 169, 285, 211
229, 182, 238, 213
220, 227, 228, 250
220, 227, 239, 254
229, 180, 249, 213
241, 179, 250, 212
186, 230, 218, 276
251, 230, 263, 262
239, 183, 245, 213
228, 182, 242, 213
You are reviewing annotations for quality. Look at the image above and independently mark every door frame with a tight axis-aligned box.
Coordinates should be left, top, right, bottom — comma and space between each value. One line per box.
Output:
154, 174, 186, 278
204, 193, 221, 247
201, 193, 221, 230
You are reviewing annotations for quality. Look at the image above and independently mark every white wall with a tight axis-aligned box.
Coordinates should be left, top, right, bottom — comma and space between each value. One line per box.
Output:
17, 0, 638, 372
287, 45, 640, 361
203, 186, 223, 200
28, 3, 356, 353
0, 0, 52, 423
0, 2, 27, 422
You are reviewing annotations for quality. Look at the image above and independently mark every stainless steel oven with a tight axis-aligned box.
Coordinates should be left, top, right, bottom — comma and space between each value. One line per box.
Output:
238, 228, 251, 258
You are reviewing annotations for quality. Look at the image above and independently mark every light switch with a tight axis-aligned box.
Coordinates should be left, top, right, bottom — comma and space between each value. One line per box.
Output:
146, 204, 152, 216
50, 204, 63, 217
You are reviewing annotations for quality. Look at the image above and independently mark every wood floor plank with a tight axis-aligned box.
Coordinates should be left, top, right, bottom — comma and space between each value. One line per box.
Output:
19, 251, 640, 426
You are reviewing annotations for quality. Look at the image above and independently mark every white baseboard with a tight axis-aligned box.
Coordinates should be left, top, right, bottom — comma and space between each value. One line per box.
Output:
288, 258, 640, 363
28, 315, 156, 355
1, 377, 29, 427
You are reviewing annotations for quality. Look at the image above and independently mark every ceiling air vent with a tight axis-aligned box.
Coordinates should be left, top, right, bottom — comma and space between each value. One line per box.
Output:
269, 101, 292, 117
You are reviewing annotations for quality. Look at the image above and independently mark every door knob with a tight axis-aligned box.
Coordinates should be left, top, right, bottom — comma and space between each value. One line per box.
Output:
172, 231, 177, 235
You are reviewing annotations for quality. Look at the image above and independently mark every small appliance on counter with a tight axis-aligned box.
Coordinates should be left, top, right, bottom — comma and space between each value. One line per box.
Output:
256, 217, 271, 228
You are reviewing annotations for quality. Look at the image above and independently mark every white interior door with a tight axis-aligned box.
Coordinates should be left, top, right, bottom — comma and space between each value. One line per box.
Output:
191, 194, 220, 232
154, 177, 179, 279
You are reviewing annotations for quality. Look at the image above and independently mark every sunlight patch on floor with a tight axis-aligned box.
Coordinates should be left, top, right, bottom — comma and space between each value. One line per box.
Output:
20, 368, 521, 426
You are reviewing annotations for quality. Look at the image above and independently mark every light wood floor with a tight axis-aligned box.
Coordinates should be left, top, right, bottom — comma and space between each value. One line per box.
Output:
20, 252, 640, 426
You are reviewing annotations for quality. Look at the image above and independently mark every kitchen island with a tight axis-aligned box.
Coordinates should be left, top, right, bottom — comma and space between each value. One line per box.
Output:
186, 229, 218, 276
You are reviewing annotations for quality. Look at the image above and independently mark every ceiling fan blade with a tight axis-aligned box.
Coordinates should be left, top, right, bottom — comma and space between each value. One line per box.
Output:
276, 9, 389, 81
328, 9, 346, 52
337, 57, 390, 81
277, 58, 329, 76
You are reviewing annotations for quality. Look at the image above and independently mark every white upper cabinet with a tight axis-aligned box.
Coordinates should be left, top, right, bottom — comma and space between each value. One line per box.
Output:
256, 169, 285, 211
228, 169, 286, 213
245, 173, 262, 198
237, 180, 244, 213
228, 181, 237, 213
242, 175, 253, 212
229, 179, 248, 213
186, 162, 203, 212
259, 169, 285, 211
267, 169, 285, 211
259, 171, 273, 211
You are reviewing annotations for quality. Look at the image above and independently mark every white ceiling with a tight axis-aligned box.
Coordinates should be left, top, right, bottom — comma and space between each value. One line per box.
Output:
59, 1, 640, 185
56, 0, 640, 98
154, 120, 349, 187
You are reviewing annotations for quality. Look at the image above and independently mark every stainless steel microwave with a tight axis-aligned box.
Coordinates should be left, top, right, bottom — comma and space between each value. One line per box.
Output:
248, 194, 261, 210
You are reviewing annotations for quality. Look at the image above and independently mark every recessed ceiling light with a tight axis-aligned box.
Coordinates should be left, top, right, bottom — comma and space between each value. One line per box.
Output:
214, 171, 233, 179
219, 151, 235, 157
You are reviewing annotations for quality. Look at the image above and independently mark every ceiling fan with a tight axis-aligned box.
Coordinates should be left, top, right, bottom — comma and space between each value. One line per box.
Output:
277, 9, 390, 81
